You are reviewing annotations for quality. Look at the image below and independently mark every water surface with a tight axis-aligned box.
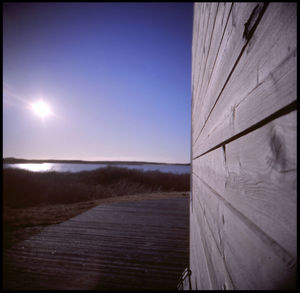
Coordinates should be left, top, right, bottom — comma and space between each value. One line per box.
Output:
3, 162, 190, 174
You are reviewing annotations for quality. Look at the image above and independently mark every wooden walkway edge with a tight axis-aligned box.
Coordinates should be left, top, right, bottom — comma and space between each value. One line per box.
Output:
3, 197, 189, 290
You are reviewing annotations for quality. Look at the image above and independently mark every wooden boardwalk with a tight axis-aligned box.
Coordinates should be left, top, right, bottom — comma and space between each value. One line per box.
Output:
3, 197, 189, 290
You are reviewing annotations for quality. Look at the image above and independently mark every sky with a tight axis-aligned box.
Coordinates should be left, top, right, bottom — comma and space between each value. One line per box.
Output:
3, 2, 193, 164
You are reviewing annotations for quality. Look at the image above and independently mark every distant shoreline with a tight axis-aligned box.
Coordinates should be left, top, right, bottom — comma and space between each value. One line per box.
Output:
3, 157, 190, 166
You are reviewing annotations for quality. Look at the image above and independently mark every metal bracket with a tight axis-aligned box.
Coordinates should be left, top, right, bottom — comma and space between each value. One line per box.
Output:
177, 267, 192, 290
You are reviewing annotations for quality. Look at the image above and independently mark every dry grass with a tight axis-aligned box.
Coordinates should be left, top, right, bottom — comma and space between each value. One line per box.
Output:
3, 167, 190, 208
3, 191, 189, 251
3, 167, 189, 250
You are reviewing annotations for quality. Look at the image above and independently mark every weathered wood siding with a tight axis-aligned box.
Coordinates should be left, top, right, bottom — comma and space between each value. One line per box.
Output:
190, 2, 297, 290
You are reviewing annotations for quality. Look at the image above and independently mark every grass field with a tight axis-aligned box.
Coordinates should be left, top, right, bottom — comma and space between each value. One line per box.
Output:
3, 166, 190, 250
3, 166, 189, 208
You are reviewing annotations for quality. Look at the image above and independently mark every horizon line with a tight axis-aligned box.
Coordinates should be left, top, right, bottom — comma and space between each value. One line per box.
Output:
3, 156, 191, 165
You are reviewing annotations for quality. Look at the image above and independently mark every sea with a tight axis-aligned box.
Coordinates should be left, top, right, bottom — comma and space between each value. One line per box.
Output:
3, 162, 190, 174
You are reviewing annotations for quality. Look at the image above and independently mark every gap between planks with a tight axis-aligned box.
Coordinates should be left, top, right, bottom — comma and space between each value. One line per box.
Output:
192, 172, 296, 272
192, 101, 296, 161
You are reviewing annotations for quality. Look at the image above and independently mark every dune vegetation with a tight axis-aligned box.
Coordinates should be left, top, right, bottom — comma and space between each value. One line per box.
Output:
3, 166, 189, 208
3, 166, 190, 250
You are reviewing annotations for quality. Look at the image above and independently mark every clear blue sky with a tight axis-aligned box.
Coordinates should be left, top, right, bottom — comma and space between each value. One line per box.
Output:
3, 2, 193, 164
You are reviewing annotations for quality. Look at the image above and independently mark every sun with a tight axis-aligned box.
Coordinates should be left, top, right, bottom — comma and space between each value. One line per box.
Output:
31, 100, 53, 119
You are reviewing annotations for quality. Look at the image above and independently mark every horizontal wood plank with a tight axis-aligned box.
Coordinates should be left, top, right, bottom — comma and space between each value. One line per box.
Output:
3, 198, 189, 290
192, 3, 217, 112
192, 174, 296, 289
192, 2, 219, 113
191, 180, 235, 290
192, 3, 232, 124
190, 209, 212, 290
192, 2, 264, 144
193, 110, 297, 260
191, 3, 207, 98
191, 3, 200, 95
194, 2, 297, 157
194, 3, 232, 122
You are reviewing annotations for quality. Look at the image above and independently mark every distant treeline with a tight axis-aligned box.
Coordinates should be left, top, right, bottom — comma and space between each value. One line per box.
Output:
3, 157, 190, 166
3, 166, 190, 208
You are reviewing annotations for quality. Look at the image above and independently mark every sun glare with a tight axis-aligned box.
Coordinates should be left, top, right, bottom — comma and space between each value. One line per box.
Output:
31, 100, 52, 119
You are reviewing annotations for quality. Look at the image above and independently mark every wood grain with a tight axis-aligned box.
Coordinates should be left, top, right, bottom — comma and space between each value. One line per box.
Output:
194, 3, 232, 116
192, 2, 264, 144
192, 2, 219, 111
192, 175, 296, 289
191, 180, 235, 290
192, 3, 216, 112
3, 198, 189, 290
190, 209, 212, 290
192, 3, 232, 120
193, 110, 297, 260
194, 2, 297, 157
191, 3, 202, 96
191, 2, 297, 290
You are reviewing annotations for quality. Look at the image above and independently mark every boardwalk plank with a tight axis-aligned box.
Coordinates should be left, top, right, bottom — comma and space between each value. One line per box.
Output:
3, 197, 189, 290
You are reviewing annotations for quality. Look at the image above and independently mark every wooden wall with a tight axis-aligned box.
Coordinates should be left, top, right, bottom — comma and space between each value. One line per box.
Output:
190, 2, 297, 290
